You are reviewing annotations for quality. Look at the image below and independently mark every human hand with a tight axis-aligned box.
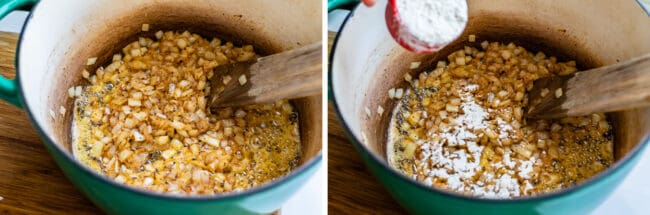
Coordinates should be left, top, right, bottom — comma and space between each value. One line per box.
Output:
361, 0, 376, 7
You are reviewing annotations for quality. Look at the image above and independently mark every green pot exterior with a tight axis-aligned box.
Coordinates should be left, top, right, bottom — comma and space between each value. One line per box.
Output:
347, 132, 645, 215
36, 126, 320, 215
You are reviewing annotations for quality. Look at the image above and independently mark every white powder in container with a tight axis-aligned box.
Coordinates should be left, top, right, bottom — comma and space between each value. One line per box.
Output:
395, 0, 468, 50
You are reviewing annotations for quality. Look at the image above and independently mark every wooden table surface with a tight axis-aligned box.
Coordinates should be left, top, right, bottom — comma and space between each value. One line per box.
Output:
0, 32, 102, 214
326, 31, 407, 214
327, 104, 408, 214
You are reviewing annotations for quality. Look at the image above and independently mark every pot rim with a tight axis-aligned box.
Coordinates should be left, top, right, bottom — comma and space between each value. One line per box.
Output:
15, 1, 322, 202
329, 3, 650, 203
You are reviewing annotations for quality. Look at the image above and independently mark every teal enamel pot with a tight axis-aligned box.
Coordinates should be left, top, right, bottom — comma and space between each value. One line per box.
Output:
0, 0, 322, 214
329, 0, 650, 214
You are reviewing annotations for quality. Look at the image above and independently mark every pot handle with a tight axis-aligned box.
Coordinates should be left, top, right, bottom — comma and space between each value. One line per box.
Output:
0, 0, 36, 108
638, 0, 650, 15
328, 0, 358, 12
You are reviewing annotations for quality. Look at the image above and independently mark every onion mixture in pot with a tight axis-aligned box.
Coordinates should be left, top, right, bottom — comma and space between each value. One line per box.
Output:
387, 39, 614, 198
70, 30, 301, 195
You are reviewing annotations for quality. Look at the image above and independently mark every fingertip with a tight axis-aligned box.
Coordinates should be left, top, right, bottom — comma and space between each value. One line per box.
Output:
362, 0, 376, 7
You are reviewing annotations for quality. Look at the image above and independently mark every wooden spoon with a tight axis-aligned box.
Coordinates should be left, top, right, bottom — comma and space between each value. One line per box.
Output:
526, 53, 650, 119
208, 42, 321, 108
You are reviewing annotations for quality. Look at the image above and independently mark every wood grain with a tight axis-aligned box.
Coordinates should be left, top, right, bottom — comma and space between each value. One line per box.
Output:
328, 104, 407, 215
210, 42, 322, 108
527, 53, 650, 119
0, 32, 102, 214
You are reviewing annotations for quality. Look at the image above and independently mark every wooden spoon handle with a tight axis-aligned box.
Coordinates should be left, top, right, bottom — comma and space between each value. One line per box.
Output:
245, 42, 322, 102
527, 53, 650, 119
210, 42, 322, 108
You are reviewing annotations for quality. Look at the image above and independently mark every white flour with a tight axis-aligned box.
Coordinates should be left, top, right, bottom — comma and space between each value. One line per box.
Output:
497, 117, 513, 139
395, 0, 468, 49
410, 85, 538, 198
418, 85, 486, 193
